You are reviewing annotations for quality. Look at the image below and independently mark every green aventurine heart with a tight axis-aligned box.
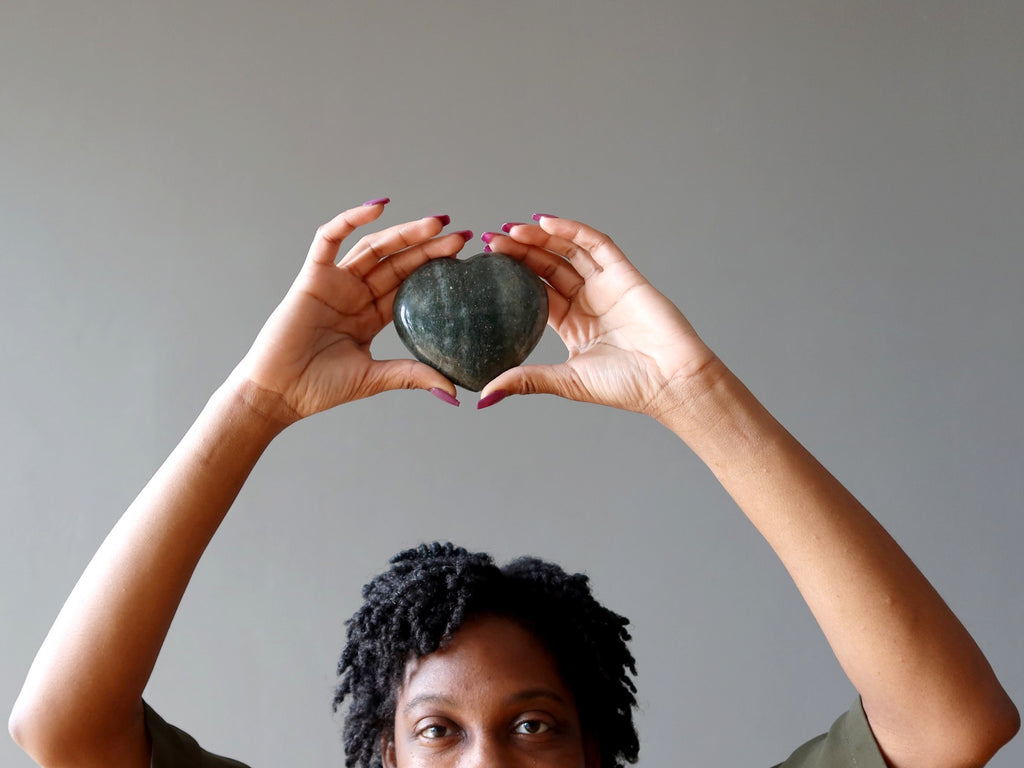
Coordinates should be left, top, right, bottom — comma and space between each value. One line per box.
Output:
393, 253, 549, 391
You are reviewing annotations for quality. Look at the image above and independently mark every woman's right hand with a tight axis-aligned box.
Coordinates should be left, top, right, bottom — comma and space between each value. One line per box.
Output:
230, 200, 470, 424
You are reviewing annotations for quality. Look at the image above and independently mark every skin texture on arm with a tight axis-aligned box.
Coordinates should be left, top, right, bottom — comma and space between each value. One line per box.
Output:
8, 201, 468, 768
657, 361, 1019, 768
483, 216, 1019, 768
9, 381, 287, 768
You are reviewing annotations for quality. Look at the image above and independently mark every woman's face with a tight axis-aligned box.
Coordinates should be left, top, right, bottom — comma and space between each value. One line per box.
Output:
383, 613, 595, 768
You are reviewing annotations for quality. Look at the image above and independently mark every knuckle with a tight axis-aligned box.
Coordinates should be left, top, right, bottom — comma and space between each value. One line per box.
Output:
315, 223, 340, 245
540, 261, 561, 281
565, 243, 587, 261
366, 239, 385, 262
564, 280, 583, 301
516, 369, 539, 395
400, 361, 423, 390
388, 257, 412, 282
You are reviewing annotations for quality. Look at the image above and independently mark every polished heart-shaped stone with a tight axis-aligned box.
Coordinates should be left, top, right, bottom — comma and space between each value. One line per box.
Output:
393, 253, 549, 391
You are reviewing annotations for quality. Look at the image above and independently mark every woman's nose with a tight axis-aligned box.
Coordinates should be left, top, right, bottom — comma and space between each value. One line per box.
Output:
461, 735, 518, 768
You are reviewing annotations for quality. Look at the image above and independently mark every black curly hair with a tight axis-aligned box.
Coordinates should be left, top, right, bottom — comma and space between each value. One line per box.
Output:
333, 542, 639, 768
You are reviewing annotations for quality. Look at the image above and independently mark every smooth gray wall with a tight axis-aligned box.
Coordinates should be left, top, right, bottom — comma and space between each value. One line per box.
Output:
3, 2, 1021, 766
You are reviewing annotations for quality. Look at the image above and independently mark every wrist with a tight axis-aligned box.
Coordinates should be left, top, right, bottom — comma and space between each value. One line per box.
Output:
647, 354, 729, 429
651, 356, 771, 443
653, 356, 795, 479
217, 374, 300, 440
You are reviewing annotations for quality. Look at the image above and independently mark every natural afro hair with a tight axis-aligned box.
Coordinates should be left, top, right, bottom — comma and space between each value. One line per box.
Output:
333, 542, 639, 768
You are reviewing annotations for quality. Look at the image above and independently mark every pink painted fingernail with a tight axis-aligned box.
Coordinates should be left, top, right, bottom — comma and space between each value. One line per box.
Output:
429, 214, 451, 226
532, 212, 557, 221
453, 230, 473, 241
480, 232, 498, 244
477, 390, 508, 410
483, 244, 492, 252
501, 222, 526, 233
430, 388, 460, 407
363, 197, 391, 206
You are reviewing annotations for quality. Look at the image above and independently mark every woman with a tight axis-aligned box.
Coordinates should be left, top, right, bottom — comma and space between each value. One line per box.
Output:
9, 199, 1019, 768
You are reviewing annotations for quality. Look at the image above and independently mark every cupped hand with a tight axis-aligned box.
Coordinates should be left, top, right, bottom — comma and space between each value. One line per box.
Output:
230, 201, 469, 423
480, 216, 718, 418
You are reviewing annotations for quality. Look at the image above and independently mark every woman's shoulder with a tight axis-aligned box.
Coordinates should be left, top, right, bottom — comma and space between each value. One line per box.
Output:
771, 698, 887, 768
144, 702, 252, 768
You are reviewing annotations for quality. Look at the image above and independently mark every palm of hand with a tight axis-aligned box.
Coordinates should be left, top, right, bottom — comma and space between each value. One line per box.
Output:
241, 263, 394, 418
233, 205, 466, 420
549, 262, 714, 415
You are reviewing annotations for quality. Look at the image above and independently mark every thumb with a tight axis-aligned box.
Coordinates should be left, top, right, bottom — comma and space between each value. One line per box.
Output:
478, 363, 585, 409
369, 359, 460, 404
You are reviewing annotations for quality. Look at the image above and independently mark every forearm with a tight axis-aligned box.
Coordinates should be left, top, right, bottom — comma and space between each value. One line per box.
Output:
10, 377, 287, 766
657, 358, 1018, 767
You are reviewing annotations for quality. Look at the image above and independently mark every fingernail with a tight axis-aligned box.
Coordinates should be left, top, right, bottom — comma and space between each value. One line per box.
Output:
480, 232, 498, 244
453, 230, 473, 241
501, 222, 526, 233
532, 212, 557, 221
430, 388, 460, 407
429, 214, 451, 226
363, 197, 391, 206
477, 390, 508, 410
483, 244, 492, 253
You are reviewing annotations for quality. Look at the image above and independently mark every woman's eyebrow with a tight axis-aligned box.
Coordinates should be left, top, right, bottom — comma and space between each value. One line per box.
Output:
403, 688, 568, 714
504, 688, 568, 706
403, 693, 458, 714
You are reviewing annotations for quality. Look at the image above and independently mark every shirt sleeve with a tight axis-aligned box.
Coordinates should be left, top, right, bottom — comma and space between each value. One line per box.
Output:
772, 698, 889, 768
144, 701, 253, 768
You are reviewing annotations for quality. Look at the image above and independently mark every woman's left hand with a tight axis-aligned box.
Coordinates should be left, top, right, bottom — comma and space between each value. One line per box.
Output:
479, 215, 717, 418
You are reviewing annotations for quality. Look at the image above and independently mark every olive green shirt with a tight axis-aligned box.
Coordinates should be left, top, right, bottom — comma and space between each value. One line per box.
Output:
145, 698, 887, 768
772, 699, 888, 768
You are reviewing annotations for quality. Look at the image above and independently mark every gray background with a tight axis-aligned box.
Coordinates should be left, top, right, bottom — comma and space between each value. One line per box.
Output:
2, 2, 1021, 766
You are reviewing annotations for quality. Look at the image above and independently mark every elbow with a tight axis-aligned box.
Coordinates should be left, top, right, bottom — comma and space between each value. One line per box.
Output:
8, 702, 23, 750
955, 689, 1020, 767
10, 689, 147, 768
9, 696, 40, 761
877, 686, 1020, 768
9, 693, 76, 768
987, 693, 1021, 757
9, 694, 36, 753
9, 694, 53, 766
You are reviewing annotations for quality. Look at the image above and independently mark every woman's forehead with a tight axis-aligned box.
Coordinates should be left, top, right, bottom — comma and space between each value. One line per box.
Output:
398, 614, 572, 705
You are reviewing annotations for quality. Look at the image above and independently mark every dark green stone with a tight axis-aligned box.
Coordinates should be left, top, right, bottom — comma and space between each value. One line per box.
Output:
393, 253, 548, 391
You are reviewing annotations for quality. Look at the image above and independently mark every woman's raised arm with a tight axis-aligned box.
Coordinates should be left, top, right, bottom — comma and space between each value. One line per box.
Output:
484, 215, 1020, 768
9, 201, 467, 768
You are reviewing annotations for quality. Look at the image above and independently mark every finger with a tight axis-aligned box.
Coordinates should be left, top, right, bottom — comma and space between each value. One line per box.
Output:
338, 216, 454, 277
362, 231, 471, 299
533, 215, 629, 269
500, 222, 603, 280
366, 358, 458, 399
543, 284, 573, 329
479, 363, 588, 404
481, 233, 585, 301
306, 199, 390, 267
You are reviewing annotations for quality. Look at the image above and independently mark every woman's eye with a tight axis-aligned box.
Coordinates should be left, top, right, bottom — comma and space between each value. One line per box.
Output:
514, 720, 551, 735
420, 724, 451, 739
